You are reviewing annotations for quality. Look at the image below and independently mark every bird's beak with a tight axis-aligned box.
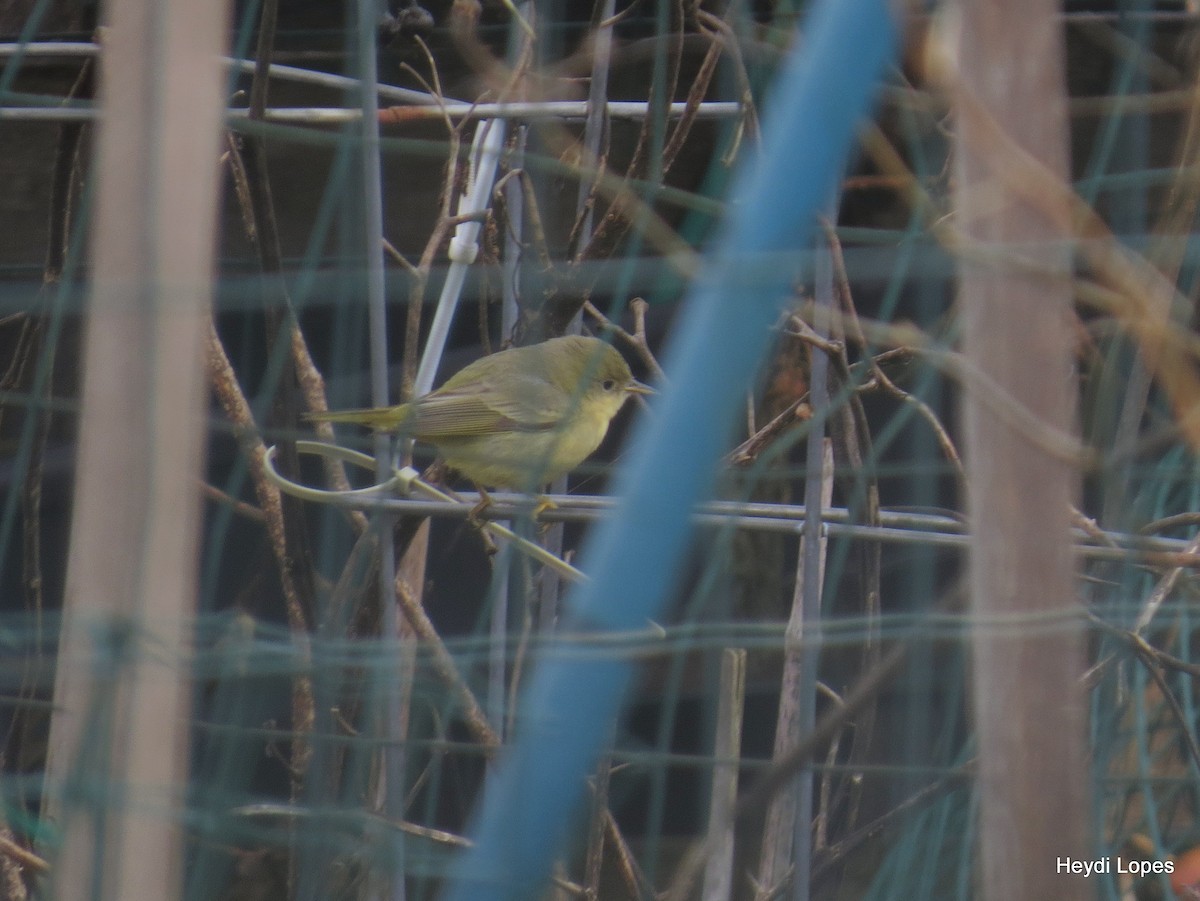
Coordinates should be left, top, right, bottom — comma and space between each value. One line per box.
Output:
627, 379, 655, 396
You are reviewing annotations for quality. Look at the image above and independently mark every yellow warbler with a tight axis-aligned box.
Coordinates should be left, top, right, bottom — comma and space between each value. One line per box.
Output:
307, 335, 652, 489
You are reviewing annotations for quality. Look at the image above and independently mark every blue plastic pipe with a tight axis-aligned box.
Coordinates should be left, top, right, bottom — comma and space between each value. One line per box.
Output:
440, 3, 899, 899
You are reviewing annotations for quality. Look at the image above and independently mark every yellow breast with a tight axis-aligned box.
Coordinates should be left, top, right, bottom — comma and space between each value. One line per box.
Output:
433, 409, 611, 490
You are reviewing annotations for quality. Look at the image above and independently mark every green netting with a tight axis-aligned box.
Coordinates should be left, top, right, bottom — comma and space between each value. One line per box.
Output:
2, 2, 1200, 901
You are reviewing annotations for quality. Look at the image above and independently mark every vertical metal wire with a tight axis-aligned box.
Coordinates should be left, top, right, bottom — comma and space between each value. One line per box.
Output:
489, 125, 525, 736
355, 1, 407, 899
485, 0, 538, 740
538, 0, 617, 631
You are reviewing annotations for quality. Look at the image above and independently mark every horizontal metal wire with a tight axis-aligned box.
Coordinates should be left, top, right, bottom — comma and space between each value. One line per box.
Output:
0, 101, 743, 124
379, 494, 1195, 556
271, 100, 744, 122
258, 440, 1199, 564
0, 42, 742, 122
0, 42, 437, 104
296, 483, 1196, 562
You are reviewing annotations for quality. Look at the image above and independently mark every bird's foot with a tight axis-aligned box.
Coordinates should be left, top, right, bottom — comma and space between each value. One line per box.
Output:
529, 494, 559, 535
467, 485, 495, 529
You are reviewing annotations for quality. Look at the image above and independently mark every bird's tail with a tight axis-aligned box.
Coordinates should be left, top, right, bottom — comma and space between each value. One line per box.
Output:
304, 405, 408, 430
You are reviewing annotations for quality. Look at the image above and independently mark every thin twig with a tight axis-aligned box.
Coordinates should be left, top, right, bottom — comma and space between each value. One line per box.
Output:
701, 648, 746, 901
693, 7, 760, 147
205, 321, 315, 776
582, 297, 665, 381
394, 576, 500, 750
583, 756, 613, 901
1134, 529, 1200, 634
1140, 511, 1200, 534
811, 763, 973, 884
1129, 640, 1200, 778
398, 46, 464, 397
200, 479, 267, 522
667, 642, 911, 901
813, 688, 846, 852
5, 65, 92, 831
928, 45, 1200, 450
517, 168, 554, 273
725, 395, 811, 468
1089, 614, 1200, 681
821, 222, 964, 479
661, 24, 719, 174
0, 831, 48, 874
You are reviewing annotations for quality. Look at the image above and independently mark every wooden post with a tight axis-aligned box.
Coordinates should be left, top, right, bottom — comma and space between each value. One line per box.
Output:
951, 3, 1091, 897
42, 0, 231, 898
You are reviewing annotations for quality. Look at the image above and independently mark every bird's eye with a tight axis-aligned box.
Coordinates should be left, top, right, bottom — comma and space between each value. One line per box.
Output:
602, 379, 617, 392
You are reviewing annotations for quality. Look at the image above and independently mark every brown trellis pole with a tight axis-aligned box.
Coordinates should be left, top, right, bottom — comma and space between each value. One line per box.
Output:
41, 0, 231, 898
950, 2, 1091, 898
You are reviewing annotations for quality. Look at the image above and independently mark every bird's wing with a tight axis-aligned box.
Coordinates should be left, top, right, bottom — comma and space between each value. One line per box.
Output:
412, 374, 568, 438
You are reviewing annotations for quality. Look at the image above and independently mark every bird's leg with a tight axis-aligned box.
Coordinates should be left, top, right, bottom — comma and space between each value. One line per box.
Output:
478, 528, 499, 556
467, 482, 495, 525
468, 484, 494, 522
421, 459, 450, 486
532, 494, 557, 533
468, 486, 500, 555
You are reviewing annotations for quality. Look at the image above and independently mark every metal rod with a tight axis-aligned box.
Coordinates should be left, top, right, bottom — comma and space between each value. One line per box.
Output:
0, 100, 744, 123
412, 119, 507, 396
0, 43, 438, 104
354, 0, 408, 896
262, 447, 1195, 559
275, 494, 1193, 560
